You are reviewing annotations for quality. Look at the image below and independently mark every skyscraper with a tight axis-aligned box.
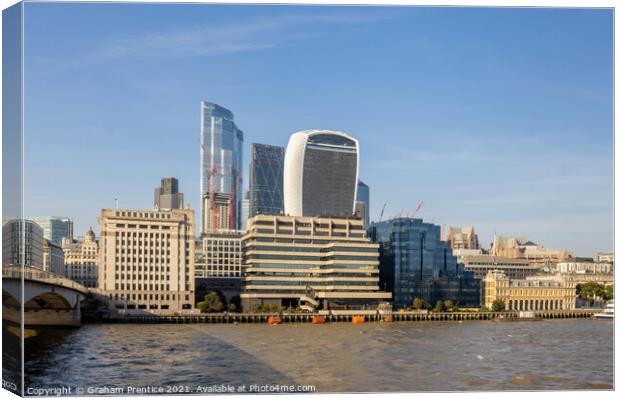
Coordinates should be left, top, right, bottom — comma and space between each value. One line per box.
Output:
154, 177, 184, 210
283, 130, 358, 218
248, 143, 284, 218
200, 101, 243, 233
31, 216, 73, 245
369, 217, 480, 308
355, 180, 370, 228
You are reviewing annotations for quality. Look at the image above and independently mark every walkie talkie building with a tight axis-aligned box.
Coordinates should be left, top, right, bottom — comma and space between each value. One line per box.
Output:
283, 130, 359, 218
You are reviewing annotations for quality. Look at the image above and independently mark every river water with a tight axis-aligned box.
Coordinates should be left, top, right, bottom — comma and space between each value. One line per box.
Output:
9, 319, 614, 393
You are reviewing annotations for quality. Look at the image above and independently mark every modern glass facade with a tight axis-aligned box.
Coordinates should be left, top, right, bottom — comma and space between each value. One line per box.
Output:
200, 101, 244, 232
248, 143, 285, 218
31, 216, 73, 246
369, 218, 480, 308
284, 130, 359, 218
355, 180, 370, 228
2, 219, 45, 268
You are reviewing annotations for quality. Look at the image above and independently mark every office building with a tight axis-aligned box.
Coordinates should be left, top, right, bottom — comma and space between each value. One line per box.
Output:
2, 219, 44, 268
248, 143, 285, 218
62, 227, 99, 288
98, 207, 195, 313
460, 254, 538, 280
596, 252, 614, 264
154, 177, 184, 210
284, 130, 359, 218
490, 235, 572, 266
447, 226, 479, 250
241, 215, 391, 312
196, 231, 244, 278
369, 218, 480, 308
355, 180, 370, 228
43, 239, 65, 275
554, 261, 613, 274
31, 216, 73, 246
200, 101, 243, 233
482, 271, 576, 311
240, 194, 250, 231
203, 192, 236, 232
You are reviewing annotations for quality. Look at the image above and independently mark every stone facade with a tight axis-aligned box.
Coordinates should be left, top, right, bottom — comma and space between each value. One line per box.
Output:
98, 207, 195, 314
241, 214, 391, 312
62, 227, 99, 288
460, 254, 538, 280
483, 271, 576, 311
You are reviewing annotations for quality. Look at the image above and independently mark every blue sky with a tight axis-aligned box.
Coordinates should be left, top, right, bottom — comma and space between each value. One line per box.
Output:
21, 3, 613, 257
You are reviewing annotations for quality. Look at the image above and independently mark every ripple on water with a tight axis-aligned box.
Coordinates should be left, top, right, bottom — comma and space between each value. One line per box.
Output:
20, 319, 612, 392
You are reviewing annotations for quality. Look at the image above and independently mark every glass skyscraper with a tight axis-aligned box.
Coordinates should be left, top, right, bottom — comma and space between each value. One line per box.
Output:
355, 180, 370, 228
248, 143, 285, 218
283, 130, 359, 218
369, 218, 480, 308
200, 101, 244, 233
31, 216, 73, 246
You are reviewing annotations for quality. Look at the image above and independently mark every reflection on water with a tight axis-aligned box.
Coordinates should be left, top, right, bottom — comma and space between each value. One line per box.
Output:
21, 319, 613, 392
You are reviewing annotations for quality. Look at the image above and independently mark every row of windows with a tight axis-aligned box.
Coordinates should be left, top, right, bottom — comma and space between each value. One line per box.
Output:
115, 231, 172, 238
114, 265, 172, 272
113, 283, 191, 291
113, 292, 190, 301
115, 274, 171, 281
115, 257, 172, 264
114, 211, 173, 220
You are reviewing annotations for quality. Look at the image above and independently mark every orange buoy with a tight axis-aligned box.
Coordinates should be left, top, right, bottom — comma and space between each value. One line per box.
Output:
267, 316, 282, 325
384, 315, 394, 322
352, 316, 365, 324
312, 315, 326, 324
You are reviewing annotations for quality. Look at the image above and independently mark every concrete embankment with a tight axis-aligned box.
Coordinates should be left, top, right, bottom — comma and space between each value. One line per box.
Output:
101, 309, 599, 324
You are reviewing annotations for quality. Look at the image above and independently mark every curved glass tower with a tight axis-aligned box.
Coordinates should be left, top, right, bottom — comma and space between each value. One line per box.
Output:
200, 101, 244, 233
283, 130, 359, 218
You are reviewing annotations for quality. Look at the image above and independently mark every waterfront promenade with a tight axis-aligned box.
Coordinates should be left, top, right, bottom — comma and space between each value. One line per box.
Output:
105, 309, 599, 324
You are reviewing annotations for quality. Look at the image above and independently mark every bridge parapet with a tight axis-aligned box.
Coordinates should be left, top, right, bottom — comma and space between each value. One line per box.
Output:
3, 264, 88, 294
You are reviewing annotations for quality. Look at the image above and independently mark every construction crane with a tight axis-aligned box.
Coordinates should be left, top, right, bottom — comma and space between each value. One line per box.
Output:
378, 203, 387, 222
411, 201, 424, 219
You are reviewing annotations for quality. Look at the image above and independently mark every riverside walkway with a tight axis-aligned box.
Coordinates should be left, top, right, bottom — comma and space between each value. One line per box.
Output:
105, 309, 599, 324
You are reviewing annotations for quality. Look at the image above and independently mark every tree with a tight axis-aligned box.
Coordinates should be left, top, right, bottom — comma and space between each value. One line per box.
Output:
603, 285, 614, 301
491, 299, 505, 312
434, 300, 446, 312
412, 298, 427, 310
578, 282, 606, 304
197, 291, 225, 313
444, 300, 454, 311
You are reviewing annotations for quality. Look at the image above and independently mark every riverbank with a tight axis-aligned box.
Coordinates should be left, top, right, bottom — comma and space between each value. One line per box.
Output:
102, 309, 599, 324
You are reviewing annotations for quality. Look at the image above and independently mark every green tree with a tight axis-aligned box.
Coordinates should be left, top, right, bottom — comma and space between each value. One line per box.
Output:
444, 300, 454, 311
578, 282, 606, 304
434, 300, 446, 312
412, 298, 427, 310
491, 299, 505, 312
196, 301, 208, 313
198, 291, 224, 313
603, 285, 614, 301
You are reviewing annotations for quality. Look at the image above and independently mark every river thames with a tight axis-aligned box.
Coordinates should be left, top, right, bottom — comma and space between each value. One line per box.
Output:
9, 318, 614, 393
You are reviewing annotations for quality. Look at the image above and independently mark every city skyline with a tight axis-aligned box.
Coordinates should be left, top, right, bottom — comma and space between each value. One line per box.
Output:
21, 3, 613, 257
